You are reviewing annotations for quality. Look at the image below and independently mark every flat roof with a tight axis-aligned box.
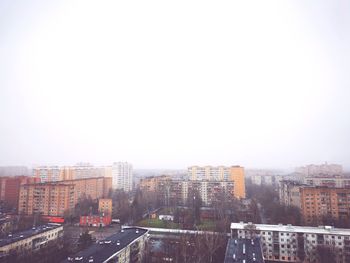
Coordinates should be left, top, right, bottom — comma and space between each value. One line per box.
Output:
231, 222, 350, 236
21, 182, 74, 187
224, 238, 264, 263
61, 227, 148, 263
0, 224, 62, 247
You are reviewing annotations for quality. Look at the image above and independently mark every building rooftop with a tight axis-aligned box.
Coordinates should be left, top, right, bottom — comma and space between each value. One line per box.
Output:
231, 222, 350, 236
304, 175, 350, 179
0, 223, 62, 247
61, 227, 148, 263
224, 238, 264, 263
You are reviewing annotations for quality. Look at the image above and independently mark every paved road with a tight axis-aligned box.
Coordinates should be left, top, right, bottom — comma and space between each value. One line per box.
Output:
257, 203, 267, 224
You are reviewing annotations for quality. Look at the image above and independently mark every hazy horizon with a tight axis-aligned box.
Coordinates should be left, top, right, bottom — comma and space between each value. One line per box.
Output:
1, 1, 350, 169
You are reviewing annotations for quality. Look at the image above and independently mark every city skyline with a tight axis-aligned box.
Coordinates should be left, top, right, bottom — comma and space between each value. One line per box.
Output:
1, 1, 350, 169
1, 1, 350, 262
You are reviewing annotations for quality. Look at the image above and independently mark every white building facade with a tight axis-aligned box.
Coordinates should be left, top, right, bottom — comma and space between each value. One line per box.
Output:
295, 163, 343, 177
231, 222, 350, 263
33, 166, 60, 182
112, 162, 133, 192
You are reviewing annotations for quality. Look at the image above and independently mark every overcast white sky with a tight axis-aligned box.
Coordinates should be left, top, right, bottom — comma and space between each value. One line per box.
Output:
1, 1, 349, 169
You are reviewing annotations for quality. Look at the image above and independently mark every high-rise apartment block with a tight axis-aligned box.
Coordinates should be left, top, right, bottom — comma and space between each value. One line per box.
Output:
295, 163, 343, 177
279, 180, 350, 225
33, 166, 61, 182
112, 162, 133, 192
231, 222, 350, 263
0, 166, 30, 176
139, 175, 171, 192
187, 165, 245, 198
33, 164, 112, 182
300, 187, 350, 225
63, 177, 112, 204
18, 177, 112, 217
141, 176, 235, 206
19, 183, 75, 217
64, 163, 112, 180
0, 176, 40, 209
279, 180, 303, 208
303, 176, 350, 188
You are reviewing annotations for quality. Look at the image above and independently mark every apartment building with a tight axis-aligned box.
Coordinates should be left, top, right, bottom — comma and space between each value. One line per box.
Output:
300, 187, 350, 225
187, 165, 245, 198
251, 174, 280, 187
0, 176, 40, 209
0, 224, 63, 260
279, 181, 350, 225
112, 162, 133, 192
99, 198, 113, 215
63, 177, 112, 204
139, 175, 171, 192
34, 164, 112, 182
231, 222, 350, 263
303, 176, 350, 188
0, 166, 30, 176
18, 177, 112, 217
33, 166, 61, 182
295, 163, 343, 177
61, 227, 148, 263
62, 163, 112, 180
19, 183, 75, 216
157, 179, 235, 206
279, 180, 303, 208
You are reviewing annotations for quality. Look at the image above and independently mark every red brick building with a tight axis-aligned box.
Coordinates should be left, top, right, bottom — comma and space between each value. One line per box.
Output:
80, 215, 112, 227
0, 176, 39, 210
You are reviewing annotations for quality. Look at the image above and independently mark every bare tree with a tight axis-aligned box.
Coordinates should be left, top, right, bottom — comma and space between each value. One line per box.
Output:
244, 223, 258, 239
317, 245, 336, 263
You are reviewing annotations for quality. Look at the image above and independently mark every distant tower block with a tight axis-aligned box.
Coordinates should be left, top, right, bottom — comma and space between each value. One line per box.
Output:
230, 166, 246, 199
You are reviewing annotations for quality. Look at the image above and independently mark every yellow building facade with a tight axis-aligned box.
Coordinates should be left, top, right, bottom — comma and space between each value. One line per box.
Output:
187, 165, 245, 199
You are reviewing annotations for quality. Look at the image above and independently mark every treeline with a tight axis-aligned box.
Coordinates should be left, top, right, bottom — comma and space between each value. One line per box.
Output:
246, 183, 302, 225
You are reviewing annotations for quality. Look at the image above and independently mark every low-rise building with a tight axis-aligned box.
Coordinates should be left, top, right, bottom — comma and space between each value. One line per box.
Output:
158, 215, 174, 221
61, 227, 148, 263
80, 215, 112, 227
231, 222, 350, 263
99, 198, 113, 216
0, 224, 63, 260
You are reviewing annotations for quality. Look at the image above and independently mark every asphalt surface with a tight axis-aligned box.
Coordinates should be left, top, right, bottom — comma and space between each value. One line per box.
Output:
61, 227, 147, 263
224, 238, 264, 263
